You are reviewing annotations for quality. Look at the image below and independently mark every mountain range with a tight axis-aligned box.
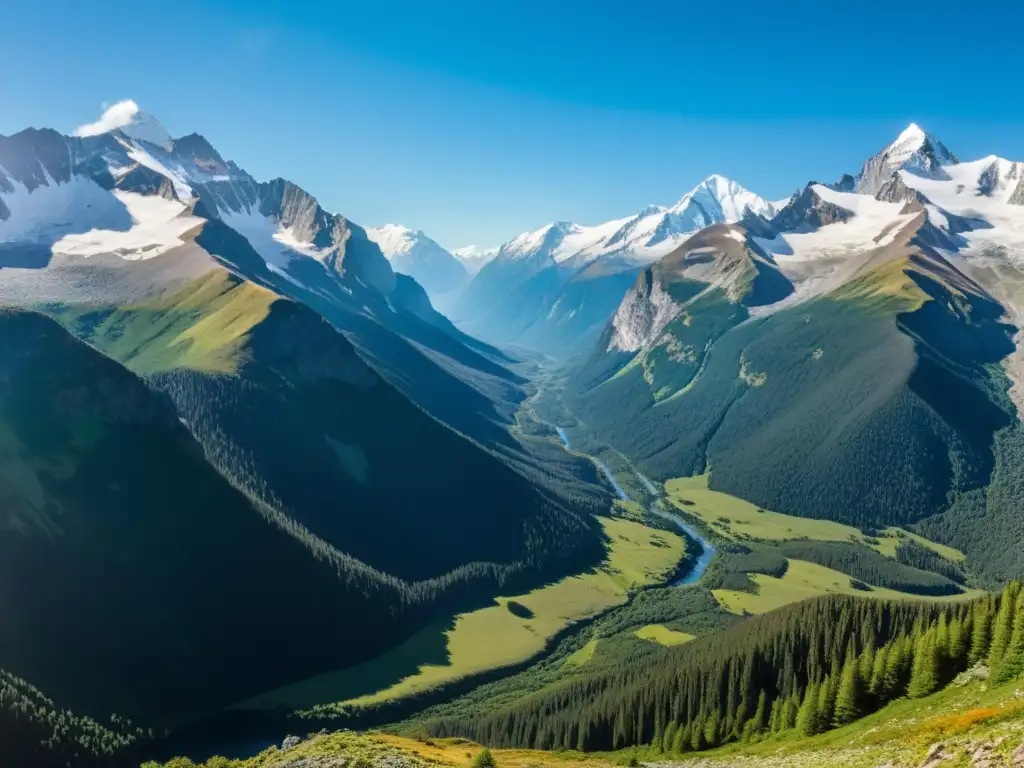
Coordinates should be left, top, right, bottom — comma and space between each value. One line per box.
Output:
6, 100, 1024, 768
366, 223, 469, 308
444, 175, 783, 354
0, 101, 611, 729
562, 122, 1024, 584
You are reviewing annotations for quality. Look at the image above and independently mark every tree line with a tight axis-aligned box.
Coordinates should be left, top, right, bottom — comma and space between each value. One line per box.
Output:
420, 583, 1024, 753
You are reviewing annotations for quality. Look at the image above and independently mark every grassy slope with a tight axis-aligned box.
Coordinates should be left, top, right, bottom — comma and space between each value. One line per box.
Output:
563, 639, 602, 667
56, 268, 275, 374
713, 559, 981, 615
151, 680, 1024, 768
634, 624, 695, 647
566, 231, 1020, 582
663, 474, 980, 614
665, 474, 965, 561
647, 679, 1024, 768
243, 517, 683, 713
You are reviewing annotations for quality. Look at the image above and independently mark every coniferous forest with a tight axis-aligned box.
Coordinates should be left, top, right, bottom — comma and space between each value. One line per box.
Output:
418, 583, 1024, 753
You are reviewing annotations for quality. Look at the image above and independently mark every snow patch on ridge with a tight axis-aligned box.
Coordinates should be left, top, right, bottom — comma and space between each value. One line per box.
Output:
0, 173, 132, 245
51, 191, 203, 260
221, 207, 330, 268
122, 140, 194, 200
752, 187, 914, 308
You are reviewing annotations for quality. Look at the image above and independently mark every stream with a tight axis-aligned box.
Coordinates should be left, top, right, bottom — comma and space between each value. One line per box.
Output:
555, 427, 715, 586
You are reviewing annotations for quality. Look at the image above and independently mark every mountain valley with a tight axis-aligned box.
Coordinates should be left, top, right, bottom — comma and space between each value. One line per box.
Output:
4, 102, 1024, 768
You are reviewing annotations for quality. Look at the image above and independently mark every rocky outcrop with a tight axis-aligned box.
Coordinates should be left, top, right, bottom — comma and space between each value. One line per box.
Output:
258, 178, 334, 247
321, 215, 398, 295
830, 173, 856, 192
609, 269, 680, 352
0, 128, 74, 192
739, 210, 778, 238
876, 172, 931, 205
1012, 736, 1024, 765
115, 164, 179, 200
1009, 179, 1024, 206
919, 742, 949, 768
771, 184, 853, 232
978, 158, 1024, 197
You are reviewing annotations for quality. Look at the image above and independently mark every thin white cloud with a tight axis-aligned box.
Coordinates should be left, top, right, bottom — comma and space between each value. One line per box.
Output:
74, 99, 141, 137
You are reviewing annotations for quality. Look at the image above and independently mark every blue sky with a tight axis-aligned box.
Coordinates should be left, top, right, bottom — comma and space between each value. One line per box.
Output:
3, 0, 1024, 249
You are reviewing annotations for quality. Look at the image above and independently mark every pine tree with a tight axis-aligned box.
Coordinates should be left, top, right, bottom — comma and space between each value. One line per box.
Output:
993, 591, 1024, 685
969, 599, 992, 665
816, 674, 835, 732
908, 631, 939, 698
742, 690, 768, 741
690, 714, 705, 751
703, 711, 720, 748
661, 722, 677, 754
989, 584, 1018, 669
882, 635, 911, 698
781, 692, 799, 731
869, 643, 888, 697
858, 639, 876, 689
796, 683, 821, 737
673, 722, 690, 754
833, 648, 862, 726
936, 613, 951, 667
948, 612, 967, 673
768, 697, 781, 733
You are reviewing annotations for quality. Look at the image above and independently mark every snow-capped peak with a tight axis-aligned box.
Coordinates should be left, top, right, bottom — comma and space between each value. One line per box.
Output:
74, 99, 173, 150
452, 244, 499, 275
365, 223, 467, 297
896, 122, 926, 144
453, 244, 497, 259
855, 123, 958, 195
884, 123, 956, 169
637, 203, 666, 217
366, 223, 422, 258
490, 176, 775, 270
668, 174, 776, 224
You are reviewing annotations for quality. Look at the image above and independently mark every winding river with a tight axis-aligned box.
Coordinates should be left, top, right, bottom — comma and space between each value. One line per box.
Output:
555, 427, 715, 586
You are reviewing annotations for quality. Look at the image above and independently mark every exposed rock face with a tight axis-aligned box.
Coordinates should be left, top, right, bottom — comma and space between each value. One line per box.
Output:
919, 742, 948, 768
1012, 736, 1024, 765
5, 121, 403, 300
830, 173, 857, 192
856, 123, 957, 196
170, 132, 227, 170
320, 216, 397, 295
771, 184, 853, 231
115, 164, 180, 200
1009, 179, 1024, 206
259, 178, 337, 246
978, 158, 1024, 197
876, 172, 932, 205
739, 210, 778, 238
0, 128, 75, 191
609, 269, 680, 352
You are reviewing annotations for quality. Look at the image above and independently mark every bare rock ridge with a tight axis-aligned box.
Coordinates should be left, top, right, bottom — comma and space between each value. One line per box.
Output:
770, 183, 853, 230
855, 122, 958, 195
